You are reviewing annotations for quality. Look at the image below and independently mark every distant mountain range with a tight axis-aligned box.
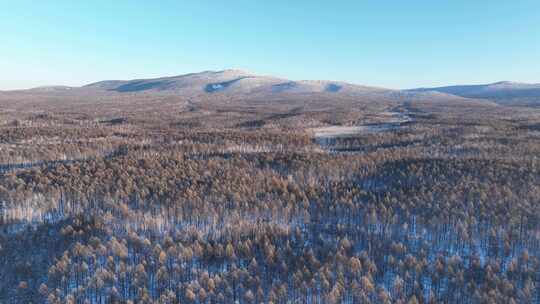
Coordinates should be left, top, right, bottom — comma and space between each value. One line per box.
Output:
5, 70, 540, 106
408, 81, 540, 106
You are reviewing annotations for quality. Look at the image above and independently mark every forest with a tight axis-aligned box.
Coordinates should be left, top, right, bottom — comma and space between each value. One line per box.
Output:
1, 91, 540, 303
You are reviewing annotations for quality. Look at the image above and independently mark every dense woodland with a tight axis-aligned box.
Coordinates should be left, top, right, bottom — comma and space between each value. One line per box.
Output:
1, 92, 540, 303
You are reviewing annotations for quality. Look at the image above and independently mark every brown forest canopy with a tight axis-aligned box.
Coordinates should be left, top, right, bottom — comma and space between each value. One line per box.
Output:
1, 88, 540, 303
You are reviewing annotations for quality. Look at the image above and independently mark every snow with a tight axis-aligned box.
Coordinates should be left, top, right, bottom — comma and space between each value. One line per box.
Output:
312, 126, 378, 138
311, 112, 412, 139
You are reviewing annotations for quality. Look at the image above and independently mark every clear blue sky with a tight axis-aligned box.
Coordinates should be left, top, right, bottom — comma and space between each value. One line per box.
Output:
1, 0, 539, 90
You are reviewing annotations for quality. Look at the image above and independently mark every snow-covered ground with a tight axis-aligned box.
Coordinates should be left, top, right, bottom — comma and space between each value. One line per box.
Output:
311, 111, 412, 139
312, 125, 385, 138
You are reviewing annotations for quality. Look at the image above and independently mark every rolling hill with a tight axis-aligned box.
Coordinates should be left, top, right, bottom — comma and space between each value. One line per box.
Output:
83, 69, 395, 97
0, 70, 507, 117
409, 81, 540, 106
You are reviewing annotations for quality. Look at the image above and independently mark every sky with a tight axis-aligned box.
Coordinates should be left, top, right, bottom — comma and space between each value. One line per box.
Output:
1, 0, 539, 90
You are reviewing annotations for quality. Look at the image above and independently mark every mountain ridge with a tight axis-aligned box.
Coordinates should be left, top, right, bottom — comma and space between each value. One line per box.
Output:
409, 81, 540, 105
82, 69, 393, 96
3, 70, 538, 106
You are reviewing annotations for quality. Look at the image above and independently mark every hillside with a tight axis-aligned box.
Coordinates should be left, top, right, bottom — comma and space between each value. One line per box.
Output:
0, 70, 489, 117
409, 81, 540, 106
83, 69, 393, 96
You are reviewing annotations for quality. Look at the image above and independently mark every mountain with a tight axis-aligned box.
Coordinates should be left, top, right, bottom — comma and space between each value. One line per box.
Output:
6, 72, 538, 106
1, 70, 495, 110
409, 81, 540, 105
83, 69, 394, 96
84, 69, 272, 94
79, 69, 482, 108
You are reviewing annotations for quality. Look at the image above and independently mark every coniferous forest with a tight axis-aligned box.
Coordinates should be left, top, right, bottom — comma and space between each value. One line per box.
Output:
2, 89, 540, 304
